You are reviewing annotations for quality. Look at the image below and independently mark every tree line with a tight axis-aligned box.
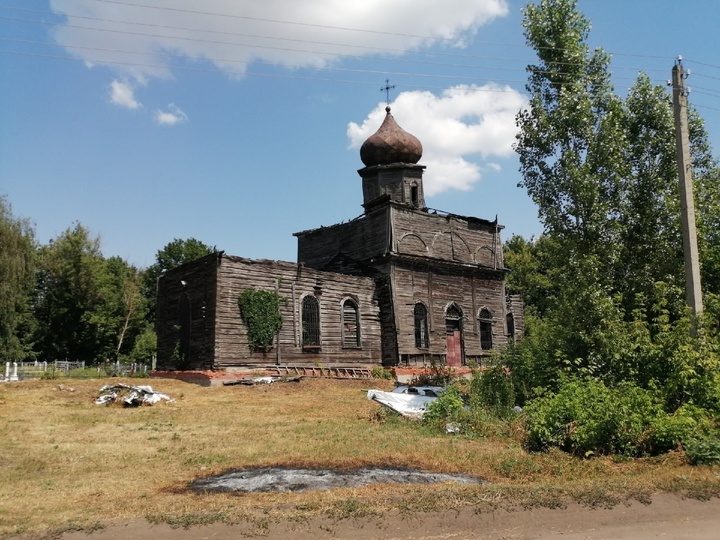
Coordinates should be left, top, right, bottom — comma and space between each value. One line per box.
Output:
0, 208, 214, 366
477, 0, 720, 457
417, 0, 720, 461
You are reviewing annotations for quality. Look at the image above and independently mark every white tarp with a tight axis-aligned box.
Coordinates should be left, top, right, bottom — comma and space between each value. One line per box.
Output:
367, 389, 437, 419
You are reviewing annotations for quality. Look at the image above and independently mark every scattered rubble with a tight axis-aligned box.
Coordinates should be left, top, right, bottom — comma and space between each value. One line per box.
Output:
222, 376, 302, 386
95, 384, 173, 407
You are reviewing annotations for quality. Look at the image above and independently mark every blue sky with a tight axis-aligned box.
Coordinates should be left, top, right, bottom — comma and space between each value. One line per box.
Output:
2, 0, 719, 268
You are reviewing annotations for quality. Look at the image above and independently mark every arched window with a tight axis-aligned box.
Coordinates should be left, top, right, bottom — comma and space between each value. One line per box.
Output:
410, 184, 419, 206
414, 303, 429, 349
506, 313, 515, 343
479, 308, 493, 351
301, 295, 321, 349
342, 299, 360, 348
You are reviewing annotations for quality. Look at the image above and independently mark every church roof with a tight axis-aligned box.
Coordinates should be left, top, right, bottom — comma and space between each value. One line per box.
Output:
360, 107, 423, 167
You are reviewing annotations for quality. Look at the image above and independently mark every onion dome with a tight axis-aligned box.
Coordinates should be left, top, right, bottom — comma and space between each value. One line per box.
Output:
360, 107, 423, 167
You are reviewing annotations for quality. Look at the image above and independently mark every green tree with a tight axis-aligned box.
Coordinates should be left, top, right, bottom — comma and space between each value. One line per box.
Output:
514, 0, 627, 374
0, 197, 36, 362
503, 234, 556, 317
93, 256, 148, 361
508, 0, 720, 406
515, 0, 624, 261
33, 224, 105, 363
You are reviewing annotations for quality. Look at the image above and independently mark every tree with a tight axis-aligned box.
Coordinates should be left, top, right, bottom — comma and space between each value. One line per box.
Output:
33, 224, 105, 363
515, 0, 624, 263
514, 0, 627, 374
93, 256, 148, 361
503, 234, 556, 317
614, 74, 685, 317
508, 0, 720, 401
0, 197, 36, 362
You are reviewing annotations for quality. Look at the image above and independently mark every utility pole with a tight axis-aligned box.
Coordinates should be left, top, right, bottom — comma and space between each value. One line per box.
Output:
671, 57, 703, 323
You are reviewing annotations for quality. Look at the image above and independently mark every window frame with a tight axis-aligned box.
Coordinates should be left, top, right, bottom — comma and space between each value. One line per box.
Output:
341, 298, 361, 349
478, 308, 493, 351
301, 295, 321, 350
506, 312, 515, 343
414, 302, 430, 349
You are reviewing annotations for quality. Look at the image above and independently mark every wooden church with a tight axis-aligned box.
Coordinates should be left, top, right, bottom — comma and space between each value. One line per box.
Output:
155, 106, 523, 371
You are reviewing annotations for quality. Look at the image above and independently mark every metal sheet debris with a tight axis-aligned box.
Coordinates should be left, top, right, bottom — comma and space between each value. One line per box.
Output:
95, 384, 173, 407
367, 389, 438, 419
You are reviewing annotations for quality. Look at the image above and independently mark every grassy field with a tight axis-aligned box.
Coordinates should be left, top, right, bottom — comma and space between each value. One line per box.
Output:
1, 376, 719, 538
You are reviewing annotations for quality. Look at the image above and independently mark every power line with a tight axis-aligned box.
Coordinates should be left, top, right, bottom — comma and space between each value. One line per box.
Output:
1, 1, 717, 102
0, 4, 682, 76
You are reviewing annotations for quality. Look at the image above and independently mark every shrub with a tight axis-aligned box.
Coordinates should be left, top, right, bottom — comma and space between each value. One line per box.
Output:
423, 385, 466, 426
685, 434, 720, 466
371, 366, 393, 380
469, 364, 515, 417
524, 377, 704, 457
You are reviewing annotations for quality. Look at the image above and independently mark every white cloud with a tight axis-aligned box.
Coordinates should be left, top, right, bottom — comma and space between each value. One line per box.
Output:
155, 103, 188, 126
48, 0, 508, 82
347, 85, 527, 196
109, 80, 141, 109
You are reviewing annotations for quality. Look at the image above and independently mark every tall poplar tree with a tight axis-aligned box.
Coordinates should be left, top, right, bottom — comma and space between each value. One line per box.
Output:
514, 0, 627, 372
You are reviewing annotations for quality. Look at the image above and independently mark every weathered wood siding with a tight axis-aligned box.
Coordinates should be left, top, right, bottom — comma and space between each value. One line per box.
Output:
295, 207, 390, 270
391, 206, 504, 268
391, 261, 508, 366
507, 294, 525, 342
213, 255, 381, 368
360, 164, 426, 210
156, 254, 219, 370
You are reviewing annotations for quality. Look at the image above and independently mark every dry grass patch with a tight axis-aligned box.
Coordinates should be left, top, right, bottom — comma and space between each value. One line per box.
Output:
1, 377, 719, 538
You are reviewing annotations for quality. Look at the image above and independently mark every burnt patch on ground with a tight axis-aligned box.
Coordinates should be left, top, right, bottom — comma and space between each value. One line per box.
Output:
190, 467, 484, 493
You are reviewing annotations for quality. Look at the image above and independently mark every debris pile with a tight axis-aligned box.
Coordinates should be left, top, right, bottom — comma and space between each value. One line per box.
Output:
95, 384, 173, 407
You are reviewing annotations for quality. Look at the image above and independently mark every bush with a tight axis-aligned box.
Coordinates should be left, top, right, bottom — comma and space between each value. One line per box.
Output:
423, 385, 467, 426
371, 366, 393, 380
524, 377, 704, 457
469, 364, 515, 417
685, 434, 720, 465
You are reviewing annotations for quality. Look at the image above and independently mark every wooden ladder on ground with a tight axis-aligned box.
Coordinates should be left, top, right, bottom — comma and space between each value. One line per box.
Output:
269, 365, 373, 379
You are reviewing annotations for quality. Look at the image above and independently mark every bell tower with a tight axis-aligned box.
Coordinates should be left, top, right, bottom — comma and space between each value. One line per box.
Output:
358, 107, 426, 212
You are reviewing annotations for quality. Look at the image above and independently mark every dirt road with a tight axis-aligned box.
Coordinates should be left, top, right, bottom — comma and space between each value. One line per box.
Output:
60, 494, 720, 539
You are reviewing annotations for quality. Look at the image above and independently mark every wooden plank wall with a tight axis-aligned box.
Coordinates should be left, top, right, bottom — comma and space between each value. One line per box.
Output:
156, 254, 219, 370
391, 206, 504, 268
391, 262, 507, 366
214, 255, 382, 368
295, 207, 390, 269
507, 294, 525, 341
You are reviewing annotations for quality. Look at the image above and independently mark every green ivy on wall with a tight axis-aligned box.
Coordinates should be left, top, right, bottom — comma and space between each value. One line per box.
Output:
237, 288, 284, 351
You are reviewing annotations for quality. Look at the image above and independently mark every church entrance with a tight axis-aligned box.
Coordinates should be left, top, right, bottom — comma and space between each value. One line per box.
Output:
445, 304, 464, 367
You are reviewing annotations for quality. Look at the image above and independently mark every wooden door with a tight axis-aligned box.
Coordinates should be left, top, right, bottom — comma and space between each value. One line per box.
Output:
446, 330, 462, 367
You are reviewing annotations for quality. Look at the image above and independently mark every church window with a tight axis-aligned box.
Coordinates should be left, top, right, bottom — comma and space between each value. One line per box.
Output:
414, 303, 429, 349
479, 308, 493, 350
410, 184, 419, 206
302, 295, 321, 349
342, 299, 361, 348
506, 313, 515, 343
